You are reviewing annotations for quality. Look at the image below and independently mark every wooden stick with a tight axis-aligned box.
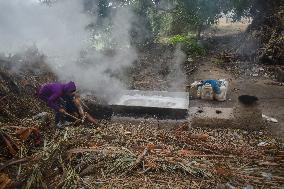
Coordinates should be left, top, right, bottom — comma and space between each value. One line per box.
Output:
63, 112, 80, 121
0, 157, 32, 171
0, 95, 7, 101
127, 148, 148, 173
185, 154, 235, 158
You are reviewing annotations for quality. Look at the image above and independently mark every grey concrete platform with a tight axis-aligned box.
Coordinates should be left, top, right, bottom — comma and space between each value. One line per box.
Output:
109, 90, 189, 120
189, 106, 264, 130
84, 90, 189, 120
111, 116, 186, 130
84, 90, 264, 130
189, 107, 235, 128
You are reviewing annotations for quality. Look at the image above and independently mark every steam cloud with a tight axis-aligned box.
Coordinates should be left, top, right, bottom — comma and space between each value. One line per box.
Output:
0, 0, 137, 101
167, 45, 186, 91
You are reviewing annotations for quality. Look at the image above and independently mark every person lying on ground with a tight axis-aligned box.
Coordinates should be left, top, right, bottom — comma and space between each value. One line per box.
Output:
37, 81, 97, 128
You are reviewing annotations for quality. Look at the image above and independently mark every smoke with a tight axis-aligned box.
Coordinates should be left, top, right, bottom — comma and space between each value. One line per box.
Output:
167, 45, 186, 91
0, 0, 90, 58
0, 0, 137, 101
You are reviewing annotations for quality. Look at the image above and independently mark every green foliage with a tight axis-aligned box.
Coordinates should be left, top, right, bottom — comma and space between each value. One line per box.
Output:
168, 34, 188, 44
185, 39, 206, 56
168, 34, 206, 56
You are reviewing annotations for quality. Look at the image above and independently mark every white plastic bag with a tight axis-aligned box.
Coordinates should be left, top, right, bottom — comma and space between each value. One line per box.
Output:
214, 79, 229, 101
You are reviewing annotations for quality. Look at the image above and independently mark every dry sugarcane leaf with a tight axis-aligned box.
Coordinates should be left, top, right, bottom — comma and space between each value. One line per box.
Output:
15, 127, 40, 145
153, 148, 172, 156
66, 147, 99, 160
258, 161, 279, 166
144, 160, 158, 169
146, 143, 156, 151
178, 149, 190, 156
127, 148, 148, 173
189, 133, 209, 141
88, 142, 100, 148
0, 173, 12, 189
214, 167, 232, 177
0, 157, 33, 171
16, 128, 33, 141
2, 134, 18, 156
176, 122, 189, 132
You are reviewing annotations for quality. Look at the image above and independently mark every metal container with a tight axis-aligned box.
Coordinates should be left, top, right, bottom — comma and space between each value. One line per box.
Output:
85, 90, 189, 120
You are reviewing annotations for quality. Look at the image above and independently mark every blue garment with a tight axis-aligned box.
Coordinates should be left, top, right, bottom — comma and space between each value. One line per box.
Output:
201, 80, 221, 94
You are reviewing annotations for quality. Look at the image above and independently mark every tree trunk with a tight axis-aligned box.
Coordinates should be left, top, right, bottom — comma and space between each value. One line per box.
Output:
243, 0, 284, 64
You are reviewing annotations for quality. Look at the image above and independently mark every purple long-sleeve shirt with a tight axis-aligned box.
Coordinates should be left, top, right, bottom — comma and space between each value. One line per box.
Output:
38, 81, 76, 111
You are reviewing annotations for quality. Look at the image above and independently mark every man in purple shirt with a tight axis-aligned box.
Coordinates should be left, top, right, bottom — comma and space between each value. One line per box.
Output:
38, 81, 96, 128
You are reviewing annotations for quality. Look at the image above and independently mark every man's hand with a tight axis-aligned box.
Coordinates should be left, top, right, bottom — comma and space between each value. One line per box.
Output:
58, 108, 66, 114
73, 95, 84, 116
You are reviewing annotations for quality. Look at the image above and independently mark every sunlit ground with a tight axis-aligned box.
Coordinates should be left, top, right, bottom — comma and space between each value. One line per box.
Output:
205, 17, 251, 37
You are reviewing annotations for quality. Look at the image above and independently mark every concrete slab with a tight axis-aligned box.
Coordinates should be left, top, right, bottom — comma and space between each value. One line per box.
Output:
111, 116, 186, 130
189, 106, 264, 130
189, 107, 235, 129
109, 90, 189, 120
84, 91, 264, 130
110, 90, 189, 109
189, 107, 234, 120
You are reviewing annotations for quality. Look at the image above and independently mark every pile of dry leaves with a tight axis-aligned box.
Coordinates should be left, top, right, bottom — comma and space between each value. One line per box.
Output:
0, 59, 284, 189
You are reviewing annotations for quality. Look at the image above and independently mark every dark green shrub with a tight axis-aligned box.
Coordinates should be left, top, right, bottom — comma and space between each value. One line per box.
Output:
168, 34, 206, 56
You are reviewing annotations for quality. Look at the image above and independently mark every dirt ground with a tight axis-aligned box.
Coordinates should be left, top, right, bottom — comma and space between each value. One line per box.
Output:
186, 22, 284, 140
187, 57, 284, 140
131, 22, 284, 140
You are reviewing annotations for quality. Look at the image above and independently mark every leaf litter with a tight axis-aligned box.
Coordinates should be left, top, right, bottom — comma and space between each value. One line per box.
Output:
0, 60, 284, 189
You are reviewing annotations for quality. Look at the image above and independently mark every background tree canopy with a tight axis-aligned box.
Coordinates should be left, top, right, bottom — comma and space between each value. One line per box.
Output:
47, 0, 282, 63
82, 0, 281, 41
